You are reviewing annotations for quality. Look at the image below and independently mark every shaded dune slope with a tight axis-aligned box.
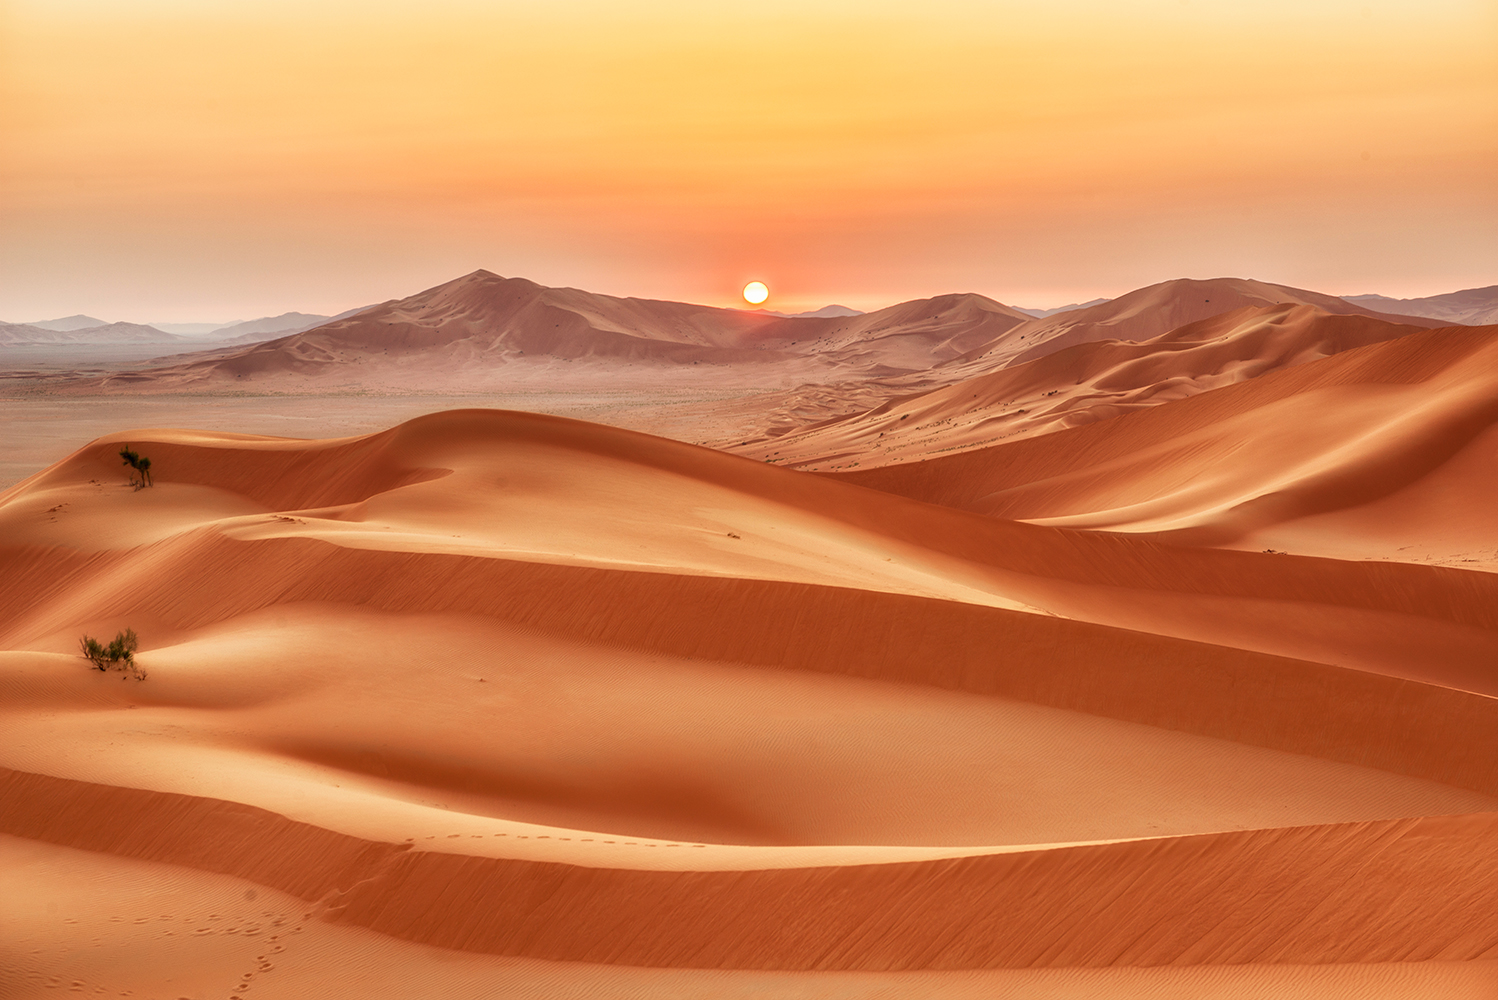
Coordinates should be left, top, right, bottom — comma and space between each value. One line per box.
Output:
3, 407, 1496, 975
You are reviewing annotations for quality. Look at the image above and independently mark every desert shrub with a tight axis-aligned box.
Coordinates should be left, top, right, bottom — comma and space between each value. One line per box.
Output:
80, 628, 146, 679
119, 446, 153, 489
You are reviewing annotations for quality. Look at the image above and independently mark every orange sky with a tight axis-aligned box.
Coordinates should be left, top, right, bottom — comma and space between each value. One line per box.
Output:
2, 0, 1495, 320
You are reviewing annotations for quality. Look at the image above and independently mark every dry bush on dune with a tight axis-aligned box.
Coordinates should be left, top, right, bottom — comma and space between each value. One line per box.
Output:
118, 445, 153, 489
80, 628, 146, 679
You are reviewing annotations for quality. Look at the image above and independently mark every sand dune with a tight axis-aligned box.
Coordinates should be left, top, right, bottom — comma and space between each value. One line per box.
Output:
717, 279, 1448, 449
10, 837, 1496, 1000
2, 399, 1496, 994
828, 322, 1498, 558
797, 321, 1498, 691
731, 304, 1443, 466
958, 276, 1446, 368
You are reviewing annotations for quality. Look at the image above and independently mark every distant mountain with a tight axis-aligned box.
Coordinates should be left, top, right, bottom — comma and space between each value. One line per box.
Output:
0, 321, 181, 345
151, 306, 375, 342
209, 312, 334, 340
31, 272, 1453, 412
1344, 286, 1498, 326
0, 322, 55, 344
25, 315, 109, 332
1014, 298, 1112, 319
151, 322, 239, 336
762, 305, 865, 319
214, 304, 377, 343
798, 304, 864, 319
89, 272, 1033, 391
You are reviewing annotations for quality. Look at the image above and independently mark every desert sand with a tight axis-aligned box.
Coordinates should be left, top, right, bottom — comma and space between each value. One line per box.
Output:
3, 276, 1497, 997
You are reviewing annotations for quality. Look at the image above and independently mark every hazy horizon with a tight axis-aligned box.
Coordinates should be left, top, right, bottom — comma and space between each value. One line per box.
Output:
11, 270, 1495, 332
3, 0, 1494, 321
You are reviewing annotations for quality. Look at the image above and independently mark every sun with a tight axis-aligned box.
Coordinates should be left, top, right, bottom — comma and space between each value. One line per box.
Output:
742, 281, 769, 305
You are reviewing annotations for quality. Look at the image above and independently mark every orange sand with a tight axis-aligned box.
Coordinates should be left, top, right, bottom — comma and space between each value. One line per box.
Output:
3, 283, 1496, 995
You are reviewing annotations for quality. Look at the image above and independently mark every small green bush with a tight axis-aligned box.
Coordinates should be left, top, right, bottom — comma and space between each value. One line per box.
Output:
80, 628, 146, 679
119, 446, 153, 489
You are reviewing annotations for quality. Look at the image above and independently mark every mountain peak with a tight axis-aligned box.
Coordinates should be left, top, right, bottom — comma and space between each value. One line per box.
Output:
27, 314, 110, 332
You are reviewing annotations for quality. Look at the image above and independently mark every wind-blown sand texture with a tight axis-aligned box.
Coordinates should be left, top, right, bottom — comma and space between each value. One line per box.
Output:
4, 274, 1497, 996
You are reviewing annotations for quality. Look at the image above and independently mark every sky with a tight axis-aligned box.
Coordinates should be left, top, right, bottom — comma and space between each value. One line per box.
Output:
2, 0, 1495, 321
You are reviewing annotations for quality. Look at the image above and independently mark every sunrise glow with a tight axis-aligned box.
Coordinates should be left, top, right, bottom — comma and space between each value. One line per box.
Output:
1, 0, 1494, 319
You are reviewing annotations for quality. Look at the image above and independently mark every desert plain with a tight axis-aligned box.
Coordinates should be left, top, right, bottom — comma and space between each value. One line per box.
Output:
3, 272, 1498, 998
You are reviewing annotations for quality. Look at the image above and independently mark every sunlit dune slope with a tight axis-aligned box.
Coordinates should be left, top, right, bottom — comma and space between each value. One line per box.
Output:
829, 322, 1498, 564
734, 304, 1438, 466
3, 407, 1496, 980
